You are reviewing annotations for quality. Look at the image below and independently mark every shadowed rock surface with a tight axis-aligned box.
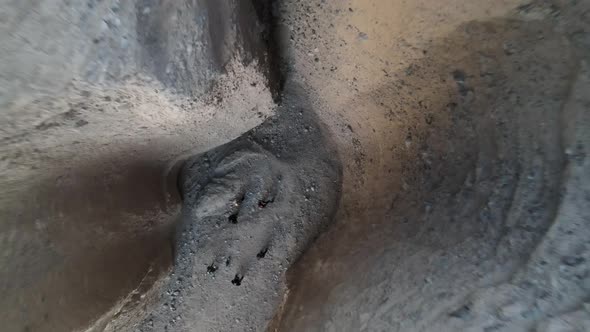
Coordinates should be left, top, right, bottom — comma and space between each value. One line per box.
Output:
1, 0, 590, 332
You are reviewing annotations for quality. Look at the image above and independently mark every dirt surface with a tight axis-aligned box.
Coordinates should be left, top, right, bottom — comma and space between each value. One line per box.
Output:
118, 83, 342, 332
270, 0, 590, 331
1, 0, 590, 332
0, 1, 275, 331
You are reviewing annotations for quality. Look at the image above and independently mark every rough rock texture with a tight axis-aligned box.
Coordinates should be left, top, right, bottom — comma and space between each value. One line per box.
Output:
1, 0, 590, 332
270, 0, 590, 331
0, 1, 275, 332
126, 83, 341, 332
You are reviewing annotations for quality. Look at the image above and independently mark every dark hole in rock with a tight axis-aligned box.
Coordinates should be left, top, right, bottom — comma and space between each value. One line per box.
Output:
207, 263, 217, 274
258, 199, 273, 208
257, 247, 268, 259
231, 274, 244, 286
